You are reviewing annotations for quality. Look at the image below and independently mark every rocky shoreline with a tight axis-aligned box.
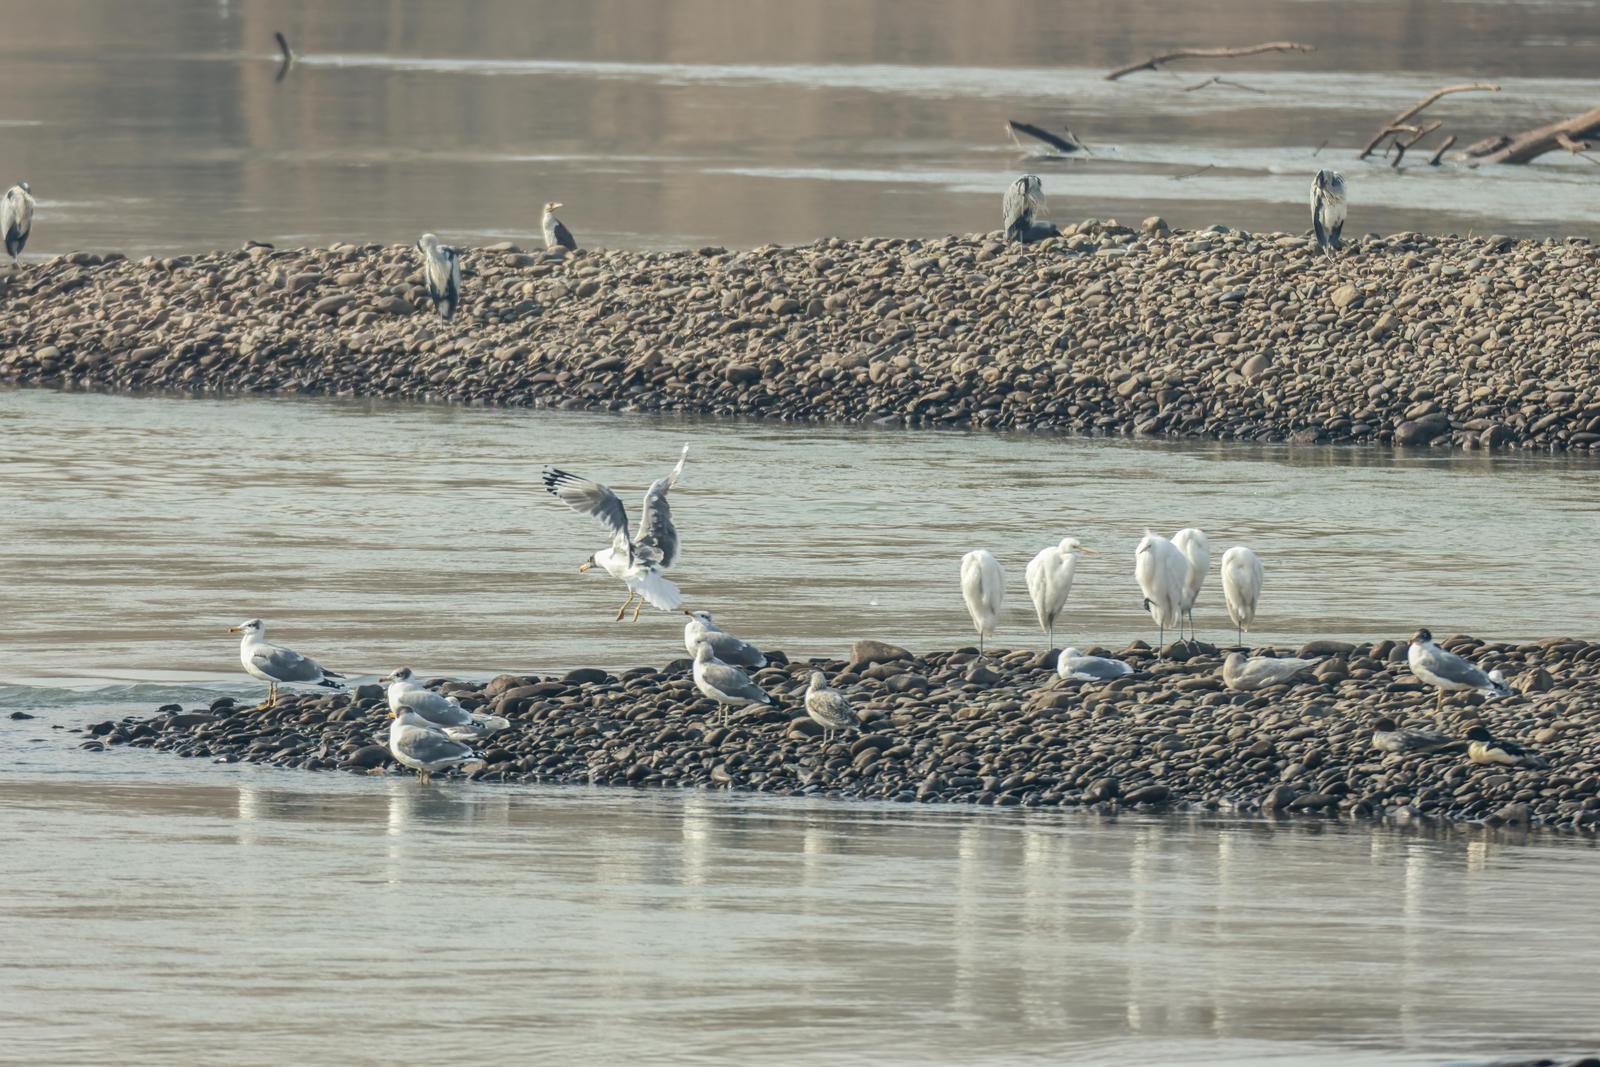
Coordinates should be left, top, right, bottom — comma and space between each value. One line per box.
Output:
81, 634, 1600, 833
4, 224, 1600, 452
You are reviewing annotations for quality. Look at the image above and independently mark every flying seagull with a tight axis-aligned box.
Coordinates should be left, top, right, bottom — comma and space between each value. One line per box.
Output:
229, 618, 345, 706
543, 444, 688, 620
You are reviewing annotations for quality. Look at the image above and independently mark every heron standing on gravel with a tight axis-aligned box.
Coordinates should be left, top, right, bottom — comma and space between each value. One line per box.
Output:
1172, 527, 1210, 640
960, 549, 1005, 655
1134, 531, 1187, 651
1220, 545, 1263, 645
543, 202, 576, 251
1310, 170, 1346, 253
1002, 175, 1058, 244
416, 233, 461, 320
1025, 537, 1094, 648
3, 181, 34, 268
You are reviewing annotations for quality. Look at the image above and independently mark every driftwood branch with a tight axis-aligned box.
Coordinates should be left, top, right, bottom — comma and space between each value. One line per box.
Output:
1467, 105, 1600, 165
1389, 120, 1442, 168
1182, 75, 1265, 93
1358, 83, 1500, 159
1105, 41, 1315, 81
1006, 120, 1086, 155
1427, 134, 1456, 166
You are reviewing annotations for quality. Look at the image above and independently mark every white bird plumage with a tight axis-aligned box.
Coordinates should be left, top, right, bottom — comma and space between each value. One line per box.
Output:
1024, 537, 1094, 648
1407, 628, 1511, 715
380, 666, 509, 741
1134, 531, 1187, 651
228, 618, 345, 707
960, 549, 1005, 655
1310, 169, 1347, 254
2, 181, 34, 268
1171, 527, 1210, 640
416, 233, 461, 321
1221, 545, 1263, 645
1057, 647, 1133, 682
387, 708, 479, 784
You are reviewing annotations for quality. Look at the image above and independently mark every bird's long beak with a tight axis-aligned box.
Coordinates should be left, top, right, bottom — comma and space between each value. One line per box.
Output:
578, 561, 593, 573
227, 626, 241, 633
1080, 547, 1098, 555
552, 202, 563, 209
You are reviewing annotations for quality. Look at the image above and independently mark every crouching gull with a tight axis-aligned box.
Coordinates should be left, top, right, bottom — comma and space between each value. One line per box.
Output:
1222, 652, 1319, 692
1056, 647, 1133, 682
229, 618, 344, 706
683, 610, 766, 668
380, 667, 509, 741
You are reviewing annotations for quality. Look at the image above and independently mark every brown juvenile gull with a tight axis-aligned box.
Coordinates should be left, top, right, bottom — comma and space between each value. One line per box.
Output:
692, 643, 772, 726
682, 610, 766, 669
543, 444, 687, 621
804, 671, 860, 743
1221, 651, 1318, 692
380, 667, 508, 741
1371, 716, 1462, 755
229, 618, 344, 707
387, 708, 480, 784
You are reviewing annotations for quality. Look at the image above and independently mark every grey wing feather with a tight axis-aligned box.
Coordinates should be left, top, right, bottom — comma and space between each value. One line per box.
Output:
703, 631, 765, 668
1422, 647, 1494, 688
808, 690, 856, 726
554, 220, 576, 250
1002, 180, 1028, 237
402, 689, 471, 727
397, 726, 474, 764
633, 446, 687, 567
702, 662, 769, 702
252, 645, 327, 683
543, 468, 631, 548
1076, 657, 1128, 680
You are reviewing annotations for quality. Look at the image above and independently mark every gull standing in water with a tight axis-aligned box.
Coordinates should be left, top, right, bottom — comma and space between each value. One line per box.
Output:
682, 610, 766, 668
380, 667, 509, 740
1134, 531, 1186, 651
2, 181, 34, 268
229, 618, 345, 706
1310, 170, 1346, 254
1171, 527, 1210, 640
543, 202, 576, 251
804, 672, 860, 743
960, 549, 1005, 655
1407, 628, 1510, 715
387, 708, 480, 784
543, 444, 688, 620
416, 233, 461, 321
1025, 537, 1094, 648
1221, 545, 1263, 645
692, 643, 773, 726
1057, 647, 1133, 682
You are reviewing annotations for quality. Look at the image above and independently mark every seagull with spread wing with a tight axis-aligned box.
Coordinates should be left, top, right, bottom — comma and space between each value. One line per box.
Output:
542, 444, 688, 621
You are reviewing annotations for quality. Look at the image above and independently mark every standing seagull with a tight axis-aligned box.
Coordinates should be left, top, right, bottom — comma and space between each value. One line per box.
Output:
2, 181, 34, 268
960, 549, 1005, 655
228, 618, 345, 707
1407, 628, 1510, 715
543, 444, 688, 620
1134, 531, 1187, 651
1002, 175, 1058, 244
682, 610, 766, 668
1310, 170, 1346, 254
379, 667, 509, 740
1171, 527, 1210, 640
387, 708, 479, 784
804, 671, 860, 743
416, 233, 461, 321
692, 643, 773, 726
1024, 537, 1095, 648
1220, 545, 1263, 645
543, 202, 577, 251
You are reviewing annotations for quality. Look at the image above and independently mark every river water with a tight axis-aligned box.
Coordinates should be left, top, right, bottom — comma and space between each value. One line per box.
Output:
1, 0, 1599, 258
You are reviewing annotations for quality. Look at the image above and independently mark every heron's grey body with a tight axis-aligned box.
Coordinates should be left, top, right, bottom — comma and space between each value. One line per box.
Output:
388, 708, 478, 783
381, 666, 508, 741
416, 233, 461, 320
543, 202, 576, 250
543, 444, 688, 617
692, 643, 772, 725
230, 618, 344, 705
3, 181, 34, 266
1002, 175, 1058, 244
1222, 652, 1318, 692
1056, 647, 1133, 682
1371, 715, 1461, 755
683, 611, 766, 668
804, 671, 860, 741
1407, 628, 1509, 713
1310, 170, 1346, 253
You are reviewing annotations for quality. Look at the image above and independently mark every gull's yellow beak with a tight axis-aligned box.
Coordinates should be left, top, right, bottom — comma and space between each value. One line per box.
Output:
578, 561, 593, 573
386, 710, 397, 720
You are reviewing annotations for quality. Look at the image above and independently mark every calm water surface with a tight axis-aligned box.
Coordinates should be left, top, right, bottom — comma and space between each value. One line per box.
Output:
1, 0, 1598, 258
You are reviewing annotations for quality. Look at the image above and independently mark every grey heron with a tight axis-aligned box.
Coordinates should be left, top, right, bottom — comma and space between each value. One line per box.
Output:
682, 610, 766, 668
960, 549, 1005, 654
804, 671, 860, 743
1310, 169, 1346, 253
387, 708, 479, 784
1370, 716, 1462, 755
1406, 628, 1510, 715
379, 667, 509, 741
1002, 175, 1059, 244
1221, 651, 1318, 692
692, 643, 773, 726
1024, 537, 1095, 648
416, 233, 461, 321
229, 618, 345, 706
542, 444, 688, 620
1133, 531, 1186, 650
1171, 527, 1210, 639
543, 201, 576, 250
1220, 545, 1263, 645
2, 181, 34, 268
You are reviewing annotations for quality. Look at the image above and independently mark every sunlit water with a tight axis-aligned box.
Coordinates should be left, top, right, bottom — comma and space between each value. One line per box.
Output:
2, 0, 1599, 259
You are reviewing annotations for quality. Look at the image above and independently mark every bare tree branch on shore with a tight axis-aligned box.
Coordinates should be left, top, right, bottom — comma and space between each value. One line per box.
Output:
1182, 76, 1266, 93
1462, 105, 1600, 165
1357, 83, 1500, 159
1105, 41, 1315, 82
1389, 120, 1443, 168
1006, 120, 1087, 156
1427, 134, 1457, 166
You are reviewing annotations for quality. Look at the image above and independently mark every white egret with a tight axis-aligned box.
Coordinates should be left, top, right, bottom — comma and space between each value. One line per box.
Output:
1310, 170, 1347, 254
1133, 531, 1186, 651
1171, 527, 1210, 639
960, 549, 1005, 654
1024, 537, 1095, 648
1220, 545, 1263, 645
228, 619, 344, 707
1407, 628, 1510, 715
